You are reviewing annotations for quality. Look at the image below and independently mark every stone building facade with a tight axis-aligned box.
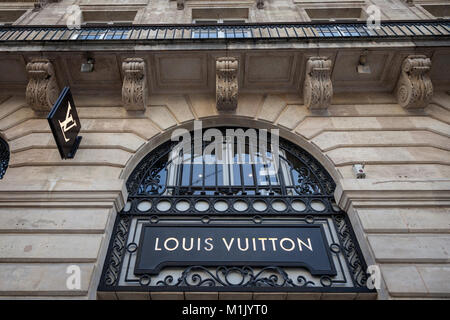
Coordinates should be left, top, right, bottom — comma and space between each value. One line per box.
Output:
0, 0, 449, 300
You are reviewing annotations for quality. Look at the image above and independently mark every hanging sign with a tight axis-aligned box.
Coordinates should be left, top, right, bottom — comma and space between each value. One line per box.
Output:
135, 224, 336, 276
47, 87, 82, 159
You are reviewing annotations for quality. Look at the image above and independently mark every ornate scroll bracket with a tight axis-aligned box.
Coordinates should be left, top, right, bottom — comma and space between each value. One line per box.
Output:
216, 57, 239, 113
122, 58, 148, 112
177, 0, 184, 10
26, 59, 59, 112
396, 55, 433, 109
303, 57, 333, 110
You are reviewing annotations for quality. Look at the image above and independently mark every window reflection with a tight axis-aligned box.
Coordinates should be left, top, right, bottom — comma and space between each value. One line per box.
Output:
137, 132, 325, 196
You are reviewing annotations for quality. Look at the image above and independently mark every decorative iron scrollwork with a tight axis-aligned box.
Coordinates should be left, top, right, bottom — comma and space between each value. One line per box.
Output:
0, 138, 9, 179
126, 130, 336, 198
99, 128, 373, 295
333, 215, 368, 287
141, 266, 316, 288
104, 216, 130, 286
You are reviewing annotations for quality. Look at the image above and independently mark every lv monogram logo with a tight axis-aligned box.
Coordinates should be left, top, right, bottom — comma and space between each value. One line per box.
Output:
58, 102, 77, 142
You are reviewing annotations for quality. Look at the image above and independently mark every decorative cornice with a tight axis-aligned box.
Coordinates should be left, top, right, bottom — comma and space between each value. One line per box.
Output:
216, 57, 239, 113
122, 58, 148, 111
303, 57, 333, 110
396, 55, 433, 109
25, 58, 59, 112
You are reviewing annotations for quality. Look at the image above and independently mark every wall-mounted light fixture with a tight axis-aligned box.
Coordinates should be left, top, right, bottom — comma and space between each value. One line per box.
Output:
80, 57, 95, 73
357, 50, 371, 74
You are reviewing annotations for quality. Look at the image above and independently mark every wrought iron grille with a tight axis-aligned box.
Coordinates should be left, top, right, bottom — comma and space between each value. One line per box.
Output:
0, 137, 9, 179
0, 20, 448, 42
99, 129, 374, 295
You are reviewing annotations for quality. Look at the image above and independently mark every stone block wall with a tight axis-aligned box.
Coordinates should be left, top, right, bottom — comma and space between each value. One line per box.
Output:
0, 90, 448, 299
3, 0, 450, 26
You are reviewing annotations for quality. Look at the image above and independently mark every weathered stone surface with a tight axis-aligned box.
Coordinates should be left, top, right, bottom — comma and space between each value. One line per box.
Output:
276, 104, 308, 130
4, 166, 122, 181
236, 94, 263, 118
145, 106, 178, 130
0, 234, 103, 262
189, 94, 217, 118
327, 146, 450, 167
321, 293, 356, 300
150, 291, 184, 300
148, 94, 195, 123
0, 108, 35, 132
219, 292, 253, 300
185, 292, 218, 300
312, 131, 450, 152
0, 263, 94, 296
417, 266, 450, 297
116, 292, 150, 300
9, 149, 133, 168
258, 95, 286, 122
368, 235, 450, 263
0, 208, 110, 233
337, 163, 450, 179
0, 96, 26, 120
357, 208, 450, 233
253, 292, 287, 300
381, 265, 428, 297
295, 116, 450, 139
10, 132, 145, 153
286, 292, 321, 300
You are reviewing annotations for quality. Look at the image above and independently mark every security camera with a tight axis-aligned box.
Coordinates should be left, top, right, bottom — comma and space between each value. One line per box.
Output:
80, 58, 95, 73
353, 164, 366, 179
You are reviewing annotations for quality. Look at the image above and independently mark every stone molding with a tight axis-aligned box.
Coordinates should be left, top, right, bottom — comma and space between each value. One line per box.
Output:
334, 179, 450, 212
122, 58, 148, 111
0, 178, 127, 212
303, 57, 333, 110
396, 55, 433, 109
216, 57, 239, 112
25, 59, 59, 112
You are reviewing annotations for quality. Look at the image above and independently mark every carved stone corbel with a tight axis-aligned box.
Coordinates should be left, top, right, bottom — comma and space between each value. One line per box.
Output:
216, 57, 239, 112
122, 58, 148, 111
26, 58, 60, 112
303, 57, 333, 110
177, 0, 184, 10
396, 55, 433, 109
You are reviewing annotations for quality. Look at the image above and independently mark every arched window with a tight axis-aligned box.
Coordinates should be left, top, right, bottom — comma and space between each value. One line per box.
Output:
99, 128, 373, 296
0, 137, 9, 179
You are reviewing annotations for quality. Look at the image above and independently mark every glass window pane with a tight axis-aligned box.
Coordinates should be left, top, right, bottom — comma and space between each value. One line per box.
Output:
204, 153, 216, 186
181, 154, 191, 186
242, 164, 253, 186
192, 155, 203, 186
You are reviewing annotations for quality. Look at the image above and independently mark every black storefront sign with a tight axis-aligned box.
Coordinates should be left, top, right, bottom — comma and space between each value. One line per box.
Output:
135, 224, 336, 276
47, 87, 82, 159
